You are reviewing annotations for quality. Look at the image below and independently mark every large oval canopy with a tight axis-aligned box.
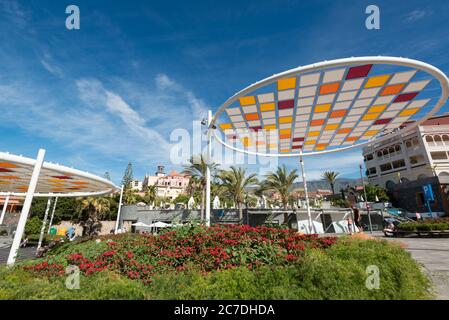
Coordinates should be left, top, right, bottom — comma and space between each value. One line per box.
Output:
212, 57, 449, 157
0, 151, 117, 197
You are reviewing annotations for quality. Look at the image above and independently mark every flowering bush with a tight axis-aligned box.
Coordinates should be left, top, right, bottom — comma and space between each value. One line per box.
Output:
23, 224, 337, 284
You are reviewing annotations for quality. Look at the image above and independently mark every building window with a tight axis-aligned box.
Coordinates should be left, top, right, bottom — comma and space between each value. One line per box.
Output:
392, 159, 406, 169
426, 135, 435, 146
377, 151, 383, 159
434, 135, 443, 146
410, 154, 425, 165
367, 167, 376, 175
380, 163, 392, 172
365, 153, 374, 161
405, 140, 412, 148
431, 151, 448, 160
442, 135, 449, 146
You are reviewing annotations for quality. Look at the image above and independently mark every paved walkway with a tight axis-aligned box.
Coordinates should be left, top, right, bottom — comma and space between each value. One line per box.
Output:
0, 236, 37, 265
373, 234, 449, 300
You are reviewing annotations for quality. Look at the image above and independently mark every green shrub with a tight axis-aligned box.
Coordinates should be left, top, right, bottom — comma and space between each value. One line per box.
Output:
24, 216, 42, 236
397, 218, 449, 232
0, 237, 431, 300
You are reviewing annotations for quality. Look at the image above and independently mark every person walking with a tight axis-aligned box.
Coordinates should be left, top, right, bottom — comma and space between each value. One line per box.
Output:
353, 206, 363, 233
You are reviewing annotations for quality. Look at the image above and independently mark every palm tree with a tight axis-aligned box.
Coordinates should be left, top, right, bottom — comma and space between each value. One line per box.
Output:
261, 165, 298, 224
182, 155, 219, 221
219, 166, 258, 222
76, 197, 110, 236
123, 189, 139, 205
322, 171, 340, 195
143, 185, 157, 206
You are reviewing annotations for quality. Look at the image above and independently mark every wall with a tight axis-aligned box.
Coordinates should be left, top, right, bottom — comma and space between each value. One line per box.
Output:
52, 220, 116, 236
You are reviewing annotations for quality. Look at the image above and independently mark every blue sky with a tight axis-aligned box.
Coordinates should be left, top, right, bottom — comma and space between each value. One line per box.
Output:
1, 0, 448, 185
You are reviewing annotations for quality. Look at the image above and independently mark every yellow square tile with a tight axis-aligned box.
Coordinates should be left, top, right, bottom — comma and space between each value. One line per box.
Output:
264, 124, 277, 130
260, 102, 275, 111
362, 113, 380, 121
365, 75, 391, 88
315, 104, 331, 113
239, 96, 256, 106
324, 124, 339, 130
277, 77, 296, 90
399, 108, 419, 117
364, 130, 379, 136
280, 129, 291, 135
279, 116, 293, 123
305, 140, 316, 145
367, 104, 387, 114
308, 131, 320, 137
280, 149, 291, 153
219, 123, 233, 130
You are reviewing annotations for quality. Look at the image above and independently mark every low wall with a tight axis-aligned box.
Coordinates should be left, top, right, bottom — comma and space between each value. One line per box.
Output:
52, 220, 116, 236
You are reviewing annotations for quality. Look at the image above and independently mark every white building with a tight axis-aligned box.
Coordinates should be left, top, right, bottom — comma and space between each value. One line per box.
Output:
362, 114, 449, 214
130, 179, 143, 191
143, 166, 190, 200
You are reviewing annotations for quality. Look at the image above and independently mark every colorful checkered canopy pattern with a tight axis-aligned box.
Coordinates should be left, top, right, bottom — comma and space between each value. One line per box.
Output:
217, 63, 437, 154
0, 158, 115, 195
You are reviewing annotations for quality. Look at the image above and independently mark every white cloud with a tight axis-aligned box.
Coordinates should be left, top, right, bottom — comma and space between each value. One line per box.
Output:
40, 59, 63, 78
403, 9, 432, 23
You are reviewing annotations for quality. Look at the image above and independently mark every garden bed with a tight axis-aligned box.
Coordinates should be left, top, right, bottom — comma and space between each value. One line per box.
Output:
394, 218, 449, 237
0, 224, 432, 300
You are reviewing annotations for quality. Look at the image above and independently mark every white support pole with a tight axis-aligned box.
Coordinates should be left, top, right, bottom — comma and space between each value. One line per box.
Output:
0, 192, 10, 225
47, 197, 58, 234
114, 185, 124, 234
37, 198, 52, 251
7, 149, 46, 266
205, 110, 212, 227
299, 152, 315, 234
359, 164, 373, 234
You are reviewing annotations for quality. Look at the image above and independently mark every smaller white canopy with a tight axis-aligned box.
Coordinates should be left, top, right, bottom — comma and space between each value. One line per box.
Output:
131, 221, 151, 227
148, 221, 171, 228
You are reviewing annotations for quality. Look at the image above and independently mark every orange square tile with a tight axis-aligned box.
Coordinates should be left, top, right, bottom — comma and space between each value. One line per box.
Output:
310, 119, 325, 126
245, 113, 259, 121
346, 136, 359, 142
337, 128, 352, 134
330, 110, 347, 118
280, 134, 291, 139
319, 82, 340, 95
380, 84, 405, 96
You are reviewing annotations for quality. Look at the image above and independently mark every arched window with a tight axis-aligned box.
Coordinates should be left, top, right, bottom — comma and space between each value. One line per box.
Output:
443, 135, 449, 146
438, 171, 449, 177
395, 145, 401, 152
435, 135, 443, 146
426, 135, 434, 146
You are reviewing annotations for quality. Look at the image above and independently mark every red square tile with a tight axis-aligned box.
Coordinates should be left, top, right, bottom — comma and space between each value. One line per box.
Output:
346, 64, 372, 80
393, 92, 418, 103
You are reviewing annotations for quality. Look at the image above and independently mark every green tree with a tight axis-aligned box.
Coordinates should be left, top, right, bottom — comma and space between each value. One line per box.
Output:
75, 197, 111, 236
182, 155, 219, 221
364, 184, 389, 202
322, 171, 340, 195
123, 189, 139, 205
261, 165, 298, 223
121, 162, 134, 190
219, 166, 258, 222
143, 185, 157, 205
